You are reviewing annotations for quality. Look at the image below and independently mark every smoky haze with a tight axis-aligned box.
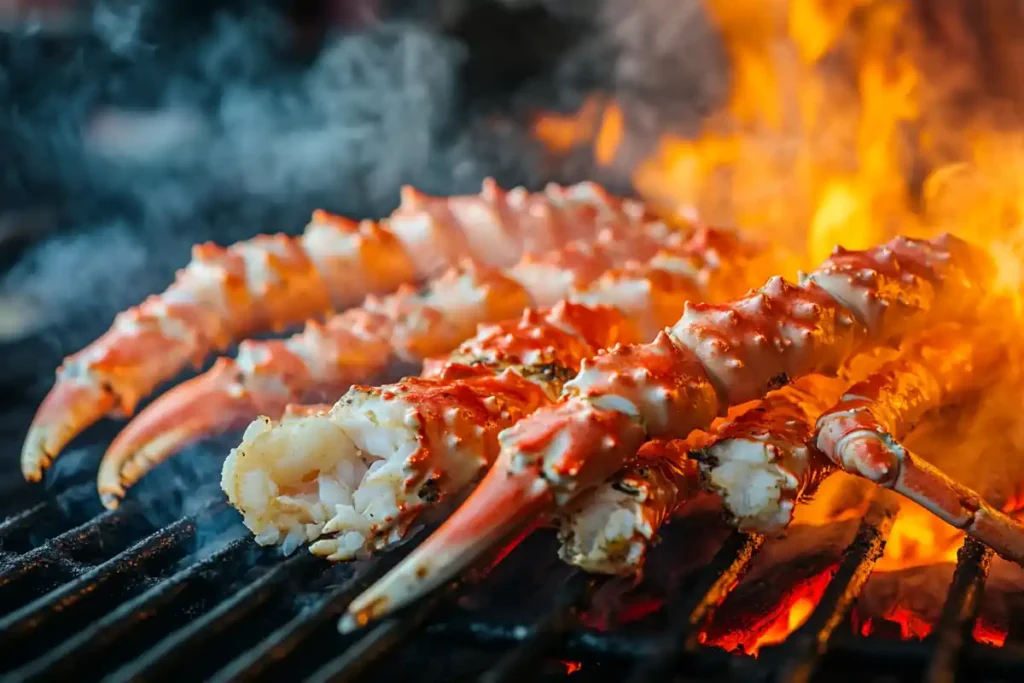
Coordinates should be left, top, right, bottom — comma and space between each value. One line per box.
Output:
0, 0, 726, 507
0, 0, 726, 354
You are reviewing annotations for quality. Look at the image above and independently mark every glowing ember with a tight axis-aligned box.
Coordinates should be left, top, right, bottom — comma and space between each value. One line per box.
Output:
860, 609, 1008, 648
975, 621, 1008, 648
560, 660, 583, 675
703, 571, 835, 656
860, 606, 932, 640
749, 595, 816, 655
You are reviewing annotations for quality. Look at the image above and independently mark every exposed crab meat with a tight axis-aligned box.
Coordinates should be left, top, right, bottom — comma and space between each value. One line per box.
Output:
344, 234, 1000, 626
559, 325, 1024, 576
555, 438, 711, 576
96, 221, 703, 507
694, 374, 848, 533
23, 180, 663, 483
222, 230, 757, 564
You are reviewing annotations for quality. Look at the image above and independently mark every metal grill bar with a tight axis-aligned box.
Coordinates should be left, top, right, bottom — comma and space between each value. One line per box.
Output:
305, 589, 452, 683
478, 570, 605, 683
9, 536, 252, 681
776, 500, 896, 683
625, 530, 766, 683
106, 549, 327, 682
426, 614, 737, 663
0, 506, 142, 611
0, 499, 226, 671
203, 557, 405, 683
206, 495, 475, 683
0, 483, 98, 558
0, 470, 1022, 681
924, 537, 993, 683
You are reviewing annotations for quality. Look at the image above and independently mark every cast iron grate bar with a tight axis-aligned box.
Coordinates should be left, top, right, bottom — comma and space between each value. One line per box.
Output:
291, 504, 547, 683
0, 505, 131, 604
204, 552, 419, 683
624, 530, 766, 683
106, 548, 326, 682
304, 588, 454, 683
0, 499, 226, 671
0, 483, 99, 557
924, 537, 993, 683
776, 498, 896, 683
8, 535, 253, 681
477, 570, 606, 683
207, 494, 475, 683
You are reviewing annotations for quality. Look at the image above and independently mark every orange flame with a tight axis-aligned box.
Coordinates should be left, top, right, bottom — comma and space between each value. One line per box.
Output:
533, 0, 1024, 650
531, 0, 1024, 296
749, 594, 817, 655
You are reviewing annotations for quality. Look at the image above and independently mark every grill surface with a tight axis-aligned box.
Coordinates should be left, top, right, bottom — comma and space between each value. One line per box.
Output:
1, 463, 1023, 683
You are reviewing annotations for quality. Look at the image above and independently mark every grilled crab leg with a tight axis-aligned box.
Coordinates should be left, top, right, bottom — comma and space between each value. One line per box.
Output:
96, 219, 701, 508
23, 180, 659, 482
557, 374, 849, 576
814, 324, 1024, 562
220, 229, 758, 562
344, 234, 997, 626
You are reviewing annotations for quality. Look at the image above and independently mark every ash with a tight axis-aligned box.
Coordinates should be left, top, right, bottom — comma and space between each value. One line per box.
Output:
0, 0, 726, 500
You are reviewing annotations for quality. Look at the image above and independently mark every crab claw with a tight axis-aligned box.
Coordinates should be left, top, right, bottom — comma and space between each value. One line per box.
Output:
340, 464, 553, 632
22, 378, 116, 482
836, 433, 1024, 565
97, 358, 290, 509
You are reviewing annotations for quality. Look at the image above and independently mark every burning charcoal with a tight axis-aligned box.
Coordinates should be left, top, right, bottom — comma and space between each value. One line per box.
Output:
856, 556, 1024, 645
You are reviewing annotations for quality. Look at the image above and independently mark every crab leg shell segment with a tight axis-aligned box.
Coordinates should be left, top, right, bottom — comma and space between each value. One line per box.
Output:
814, 326, 1024, 562
345, 235, 993, 624
97, 225, 697, 507
23, 180, 662, 482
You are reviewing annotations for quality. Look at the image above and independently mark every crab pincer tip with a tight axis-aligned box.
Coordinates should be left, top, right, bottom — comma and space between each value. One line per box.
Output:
340, 464, 554, 631
22, 378, 114, 482
97, 359, 269, 505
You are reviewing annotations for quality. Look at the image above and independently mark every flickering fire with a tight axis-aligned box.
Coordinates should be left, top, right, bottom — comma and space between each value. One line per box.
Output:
536, 0, 1024, 653
534, 0, 1024, 281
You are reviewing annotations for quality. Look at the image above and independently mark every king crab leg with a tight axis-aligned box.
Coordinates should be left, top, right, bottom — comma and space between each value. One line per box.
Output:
219, 229, 761, 562
22, 180, 660, 483
342, 234, 999, 627
814, 323, 1024, 562
96, 219, 709, 508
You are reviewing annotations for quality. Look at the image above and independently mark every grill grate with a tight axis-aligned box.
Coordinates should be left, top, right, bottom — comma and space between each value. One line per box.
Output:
0, 479, 1023, 683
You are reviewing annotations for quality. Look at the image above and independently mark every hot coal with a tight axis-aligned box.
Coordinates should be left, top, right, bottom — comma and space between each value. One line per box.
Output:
855, 556, 1024, 642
